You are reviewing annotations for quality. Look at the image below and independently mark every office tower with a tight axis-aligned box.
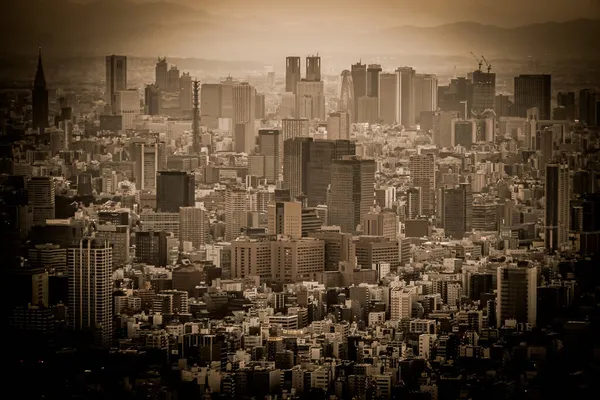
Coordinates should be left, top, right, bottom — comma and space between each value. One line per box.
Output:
201, 83, 222, 125
68, 238, 113, 346
77, 173, 93, 196
282, 118, 309, 142
339, 70, 355, 118
432, 111, 459, 148
219, 77, 235, 119
307, 140, 356, 207
272, 238, 325, 283
328, 157, 376, 234
362, 210, 398, 240
296, 80, 325, 120
366, 64, 381, 98
268, 201, 302, 239
135, 230, 168, 267
472, 202, 498, 231
578, 89, 598, 126
105, 55, 127, 112
283, 137, 312, 199
95, 225, 130, 268
258, 129, 282, 184
379, 73, 397, 125
114, 89, 140, 130
306, 55, 321, 81
301, 207, 321, 237
390, 286, 416, 321
225, 189, 257, 241
131, 140, 166, 190
327, 111, 350, 140
145, 84, 161, 115
234, 123, 255, 154
155, 57, 168, 89
233, 82, 256, 127
409, 154, 436, 216
167, 66, 180, 92
470, 70, 496, 115
286, 56, 301, 93
406, 187, 422, 219
351, 62, 367, 123
156, 171, 195, 213
495, 94, 513, 118
309, 231, 354, 270
451, 119, 476, 148
180, 207, 207, 249
514, 74, 552, 120
496, 263, 537, 327
32, 49, 49, 131
279, 93, 296, 119
28, 176, 55, 226
396, 67, 416, 127
357, 96, 378, 124
255, 93, 266, 119
545, 163, 570, 251
231, 237, 272, 281
555, 91, 576, 120
179, 72, 193, 111
414, 74, 438, 122
443, 183, 472, 239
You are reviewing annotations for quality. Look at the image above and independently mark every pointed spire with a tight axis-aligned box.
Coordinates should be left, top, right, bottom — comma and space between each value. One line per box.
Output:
34, 47, 47, 88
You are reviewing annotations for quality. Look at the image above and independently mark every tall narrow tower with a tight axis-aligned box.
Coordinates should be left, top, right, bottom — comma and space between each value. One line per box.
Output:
192, 80, 202, 154
32, 48, 49, 131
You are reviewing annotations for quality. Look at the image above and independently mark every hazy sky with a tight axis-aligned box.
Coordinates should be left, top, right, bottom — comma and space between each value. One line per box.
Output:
127, 0, 600, 27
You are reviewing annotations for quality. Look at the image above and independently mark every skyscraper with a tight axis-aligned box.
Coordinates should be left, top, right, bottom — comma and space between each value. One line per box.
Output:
258, 129, 282, 184
233, 82, 256, 126
179, 72, 193, 111
306, 140, 356, 207
167, 66, 180, 92
155, 57, 168, 89
514, 74, 552, 120
114, 89, 140, 130
286, 56, 301, 93
28, 176, 55, 226
105, 55, 127, 113
443, 183, 472, 239
328, 157, 376, 234
578, 88, 598, 126
396, 67, 416, 127
283, 137, 312, 199
414, 74, 438, 122
282, 118, 309, 142
351, 62, 367, 123
379, 73, 397, 125
327, 111, 350, 140
32, 49, 49, 131
545, 163, 570, 251
68, 238, 113, 346
268, 201, 302, 239
339, 70, 355, 118
156, 171, 195, 213
225, 189, 257, 241
179, 207, 208, 249
296, 80, 325, 120
470, 70, 496, 115
496, 263, 537, 328
131, 139, 166, 190
409, 154, 436, 216
306, 55, 321, 82
145, 84, 161, 116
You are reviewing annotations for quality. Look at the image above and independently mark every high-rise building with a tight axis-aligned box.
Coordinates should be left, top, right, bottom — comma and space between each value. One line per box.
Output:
307, 140, 356, 207
451, 119, 476, 148
578, 89, 598, 127
327, 111, 350, 140
357, 96, 379, 124
396, 67, 415, 127
268, 201, 302, 239
545, 163, 570, 251
179, 207, 208, 249
351, 62, 367, 123
32, 49, 49, 131
296, 80, 325, 120
339, 70, 355, 118
145, 84, 161, 115
286, 56, 301, 93
282, 118, 309, 142
234, 123, 256, 154
179, 73, 193, 111
443, 183, 472, 239
135, 230, 168, 267
379, 73, 397, 125
495, 94, 513, 118
328, 157, 376, 234
68, 238, 113, 346
155, 57, 168, 90
514, 74, 552, 120
255, 92, 266, 119
105, 55, 127, 112
131, 140, 166, 190
390, 286, 417, 321
28, 176, 55, 226
306, 55, 321, 82
471, 70, 496, 115
167, 66, 180, 92
362, 210, 398, 240
283, 137, 312, 199
414, 74, 438, 122
496, 263, 537, 327
156, 171, 195, 213
200, 83, 222, 125
409, 154, 436, 216
432, 111, 459, 148
225, 189, 257, 241
114, 89, 140, 130
258, 129, 282, 184
366, 64, 381, 98
406, 187, 422, 220
95, 225, 130, 268
233, 82, 256, 127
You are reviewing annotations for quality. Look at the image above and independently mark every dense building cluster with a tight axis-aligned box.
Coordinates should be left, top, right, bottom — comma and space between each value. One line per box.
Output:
1, 50, 599, 400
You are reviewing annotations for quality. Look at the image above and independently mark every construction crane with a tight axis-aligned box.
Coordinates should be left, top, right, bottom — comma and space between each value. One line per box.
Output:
470, 52, 483, 71
481, 55, 492, 73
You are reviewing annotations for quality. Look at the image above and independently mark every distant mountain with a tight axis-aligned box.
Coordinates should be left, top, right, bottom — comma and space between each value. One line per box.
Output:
0, 0, 598, 60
